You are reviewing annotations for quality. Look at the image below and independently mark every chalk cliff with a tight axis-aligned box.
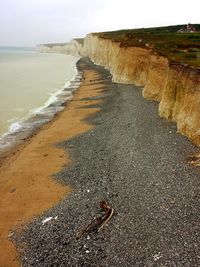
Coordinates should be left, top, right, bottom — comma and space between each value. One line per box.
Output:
84, 34, 200, 145
38, 38, 84, 56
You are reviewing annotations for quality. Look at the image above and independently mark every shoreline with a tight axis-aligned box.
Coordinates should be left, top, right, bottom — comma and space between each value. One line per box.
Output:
0, 55, 80, 155
0, 58, 105, 267
1, 57, 200, 266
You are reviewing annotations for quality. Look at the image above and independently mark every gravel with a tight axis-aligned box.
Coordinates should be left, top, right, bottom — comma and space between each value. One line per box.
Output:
15, 57, 200, 267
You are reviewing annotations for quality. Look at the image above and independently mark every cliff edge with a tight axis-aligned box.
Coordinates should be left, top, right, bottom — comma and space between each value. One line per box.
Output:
84, 26, 200, 145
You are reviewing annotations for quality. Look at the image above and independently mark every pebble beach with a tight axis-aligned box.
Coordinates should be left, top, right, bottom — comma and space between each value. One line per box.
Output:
1, 57, 200, 266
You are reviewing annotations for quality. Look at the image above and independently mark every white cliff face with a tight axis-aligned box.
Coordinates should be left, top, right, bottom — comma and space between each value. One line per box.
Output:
37, 39, 84, 56
84, 34, 151, 86
37, 45, 52, 53
84, 33, 200, 145
65, 39, 84, 56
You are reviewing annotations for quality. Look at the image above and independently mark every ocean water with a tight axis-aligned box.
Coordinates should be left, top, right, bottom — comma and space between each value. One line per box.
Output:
0, 47, 81, 151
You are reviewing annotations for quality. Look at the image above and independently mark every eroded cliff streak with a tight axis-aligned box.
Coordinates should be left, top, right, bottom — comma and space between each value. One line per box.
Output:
159, 65, 200, 144
84, 33, 200, 145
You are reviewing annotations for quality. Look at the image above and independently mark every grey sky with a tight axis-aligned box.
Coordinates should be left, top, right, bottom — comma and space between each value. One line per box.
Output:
0, 0, 199, 47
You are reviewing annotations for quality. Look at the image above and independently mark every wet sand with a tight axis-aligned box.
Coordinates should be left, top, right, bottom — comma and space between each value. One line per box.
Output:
0, 59, 104, 267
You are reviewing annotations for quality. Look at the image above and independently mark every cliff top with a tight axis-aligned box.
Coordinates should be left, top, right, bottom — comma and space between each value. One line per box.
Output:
95, 24, 200, 68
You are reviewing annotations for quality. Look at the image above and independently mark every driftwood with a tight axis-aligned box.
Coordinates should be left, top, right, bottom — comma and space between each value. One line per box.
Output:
187, 154, 200, 166
76, 201, 114, 240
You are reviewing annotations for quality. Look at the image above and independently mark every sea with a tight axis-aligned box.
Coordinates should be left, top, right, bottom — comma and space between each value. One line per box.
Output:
0, 47, 81, 152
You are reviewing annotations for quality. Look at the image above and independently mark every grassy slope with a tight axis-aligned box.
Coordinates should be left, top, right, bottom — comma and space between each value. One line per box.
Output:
95, 24, 200, 68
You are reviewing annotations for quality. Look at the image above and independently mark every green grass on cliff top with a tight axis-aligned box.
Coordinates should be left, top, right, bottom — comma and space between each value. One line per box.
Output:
95, 24, 200, 68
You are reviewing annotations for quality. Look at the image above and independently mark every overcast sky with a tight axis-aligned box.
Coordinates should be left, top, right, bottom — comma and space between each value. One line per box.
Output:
0, 0, 199, 47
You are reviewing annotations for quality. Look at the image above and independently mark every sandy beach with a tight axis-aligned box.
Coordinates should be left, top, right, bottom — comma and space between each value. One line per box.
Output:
0, 58, 105, 267
1, 58, 200, 266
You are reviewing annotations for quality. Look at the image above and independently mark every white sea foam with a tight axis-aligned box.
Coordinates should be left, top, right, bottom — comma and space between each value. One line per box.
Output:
8, 121, 22, 133
32, 69, 79, 116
